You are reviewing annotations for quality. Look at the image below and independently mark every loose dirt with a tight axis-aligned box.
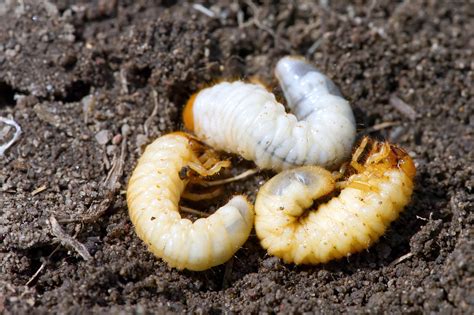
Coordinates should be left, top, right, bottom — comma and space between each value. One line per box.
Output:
1, 0, 472, 313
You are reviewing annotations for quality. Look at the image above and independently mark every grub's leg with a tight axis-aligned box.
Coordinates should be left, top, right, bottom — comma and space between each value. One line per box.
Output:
182, 187, 223, 201
366, 142, 391, 165
335, 180, 349, 190
333, 163, 348, 181
350, 137, 369, 173
180, 205, 210, 217
186, 158, 231, 178
200, 168, 259, 187
198, 151, 219, 167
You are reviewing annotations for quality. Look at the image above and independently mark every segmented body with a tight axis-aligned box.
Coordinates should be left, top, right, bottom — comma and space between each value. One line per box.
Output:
255, 139, 416, 264
127, 132, 254, 271
183, 56, 356, 171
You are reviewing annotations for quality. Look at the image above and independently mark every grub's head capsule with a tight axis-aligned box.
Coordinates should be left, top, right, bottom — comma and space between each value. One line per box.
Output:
391, 145, 416, 179
183, 93, 197, 131
275, 56, 343, 102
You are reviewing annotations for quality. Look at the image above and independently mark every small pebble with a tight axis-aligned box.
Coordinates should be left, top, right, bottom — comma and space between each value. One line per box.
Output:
106, 145, 116, 156
136, 134, 148, 149
95, 130, 111, 145
121, 124, 130, 137
112, 134, 122, 145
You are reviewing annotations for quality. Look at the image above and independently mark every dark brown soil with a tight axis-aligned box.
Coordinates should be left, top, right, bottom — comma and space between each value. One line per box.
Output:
1, 0, 473, 313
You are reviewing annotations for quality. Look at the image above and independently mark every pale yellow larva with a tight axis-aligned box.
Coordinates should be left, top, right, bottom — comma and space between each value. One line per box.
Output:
183, 56, 356, 171
127, 132, 254, 271
255, 138, 416, 265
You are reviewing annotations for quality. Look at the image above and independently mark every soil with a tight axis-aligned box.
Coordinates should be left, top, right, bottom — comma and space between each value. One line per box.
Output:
1, 0, 473, 313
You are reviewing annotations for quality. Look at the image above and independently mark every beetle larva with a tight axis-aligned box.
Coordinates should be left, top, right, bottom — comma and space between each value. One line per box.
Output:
254, 137, 416, 265
183, 56, 356, 171
127, 132, 254, 271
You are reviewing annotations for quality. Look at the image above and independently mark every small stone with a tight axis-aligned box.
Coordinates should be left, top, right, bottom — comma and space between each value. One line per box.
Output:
112, 134, 122, 145
121, 124, 130, 136
136, 134, 148, 149
106, 145, 116, 155
95, 130, 111, 145
5, 49, 17, 58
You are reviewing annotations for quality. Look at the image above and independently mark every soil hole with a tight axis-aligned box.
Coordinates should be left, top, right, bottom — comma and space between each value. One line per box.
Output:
59, 80, 91, 103
0, 81, 16, 107
125, 65, 152, 90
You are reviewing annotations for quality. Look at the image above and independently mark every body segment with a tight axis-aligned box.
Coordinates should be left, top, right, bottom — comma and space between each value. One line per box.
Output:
255, 138, 416, 265
127, 132, 254, 271
183, 56, 356, 171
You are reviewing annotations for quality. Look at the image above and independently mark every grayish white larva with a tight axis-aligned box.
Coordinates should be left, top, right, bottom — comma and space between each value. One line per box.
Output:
127, 132, 254, 271
254, 138, 416, 265
183, 56, 356, 171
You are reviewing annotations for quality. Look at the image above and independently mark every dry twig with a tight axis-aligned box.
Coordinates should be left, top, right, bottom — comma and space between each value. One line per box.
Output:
0, 116, 22, 156
120, 68, 129, 94
144, 89, 159, 137
241, 0, 276, 38
389, 252, 414, 266
364, 121, 400, 133
389, 95, 418, 121
49, 216, 93, 261
104, 133, 127, 191
25, 244, 60, 286
31, 185, 47, 196
192, 3, 215, 18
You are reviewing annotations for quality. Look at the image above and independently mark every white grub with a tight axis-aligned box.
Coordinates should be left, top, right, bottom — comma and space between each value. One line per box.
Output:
127, 132, 254, 271
184, 56, 356, 171
255, 138, 416, 265
0, 116, 22, 156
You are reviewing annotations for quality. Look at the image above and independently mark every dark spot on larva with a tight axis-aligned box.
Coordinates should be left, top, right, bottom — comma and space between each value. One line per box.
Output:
363, 223, 366, 226
402, 183, 405, 186
279, 206, 285, 211
151, 217, 156, 221
355, 213, 359, 217
333, 246, 337, 250
179, 166, 190, 180
378, 201, 382, 205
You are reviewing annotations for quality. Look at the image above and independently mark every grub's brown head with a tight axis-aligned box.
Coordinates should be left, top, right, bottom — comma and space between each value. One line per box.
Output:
389, 144, 416, 179
183, 93, 197, 131
365, 141, 416, 180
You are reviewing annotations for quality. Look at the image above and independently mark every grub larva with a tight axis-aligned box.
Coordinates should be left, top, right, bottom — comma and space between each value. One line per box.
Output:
127, 132, 254, 271
254, 137, 416, 265
183, 56, 356, 171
